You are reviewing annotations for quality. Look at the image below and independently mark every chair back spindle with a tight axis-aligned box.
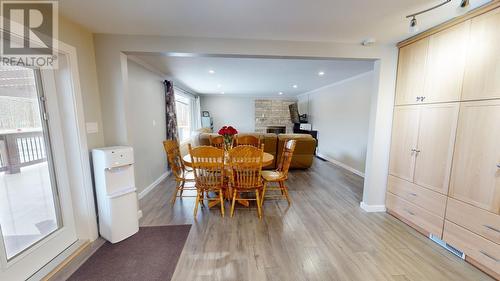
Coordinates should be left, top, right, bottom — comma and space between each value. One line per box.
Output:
209, 135, 225, 149
235, 135, 261, 148
277, 140, 297, 179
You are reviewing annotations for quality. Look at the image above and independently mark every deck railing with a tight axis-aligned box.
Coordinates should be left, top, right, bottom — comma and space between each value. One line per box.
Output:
0, 130, 46, 174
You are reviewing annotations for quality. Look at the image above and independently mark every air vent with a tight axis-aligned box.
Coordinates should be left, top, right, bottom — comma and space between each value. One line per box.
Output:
429, 234, 465, 259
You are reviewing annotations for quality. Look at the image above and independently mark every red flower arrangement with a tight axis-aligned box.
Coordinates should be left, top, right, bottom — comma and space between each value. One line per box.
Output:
218, 126, 238, 136
218, 126, 238, 149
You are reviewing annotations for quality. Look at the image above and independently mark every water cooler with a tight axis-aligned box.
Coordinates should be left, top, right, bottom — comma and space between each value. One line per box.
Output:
92, 146, 139, 243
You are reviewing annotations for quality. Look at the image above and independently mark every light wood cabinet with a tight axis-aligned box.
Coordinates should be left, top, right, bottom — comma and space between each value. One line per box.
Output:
395, 38, 429, 105
413, 103, 459, 194
389, 6, 500, 278
387, 175, 447, 217
443, 221, 500, 279
449, 100, 500, 214
462, 8, 500, 101
389, 103, 458, 194
388, 106, 420, 182
423, 21, 470, 103
446, 198, 500, 244
386, 192, 444, 237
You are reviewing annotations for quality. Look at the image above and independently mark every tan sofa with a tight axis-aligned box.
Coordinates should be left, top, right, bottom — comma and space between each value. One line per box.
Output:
277, 134, 317, 169
196, 132, 316, 169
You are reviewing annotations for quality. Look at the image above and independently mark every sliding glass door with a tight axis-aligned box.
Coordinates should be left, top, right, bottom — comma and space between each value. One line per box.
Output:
0, 65, 77, 280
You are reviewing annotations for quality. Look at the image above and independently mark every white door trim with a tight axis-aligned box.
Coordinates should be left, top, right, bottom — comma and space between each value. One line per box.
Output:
0, 20, 98, 280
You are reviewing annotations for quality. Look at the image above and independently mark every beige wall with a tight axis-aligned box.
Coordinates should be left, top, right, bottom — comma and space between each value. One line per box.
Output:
298, 71, 374, 175
127, 59, 168, 193
200, 95, 255, 132
92, 34, 398, 210
59, 16, 104, 149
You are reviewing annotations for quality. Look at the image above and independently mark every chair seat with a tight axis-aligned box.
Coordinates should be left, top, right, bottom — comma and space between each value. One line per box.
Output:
261, 171, 285, 182
180, 170, 195, 181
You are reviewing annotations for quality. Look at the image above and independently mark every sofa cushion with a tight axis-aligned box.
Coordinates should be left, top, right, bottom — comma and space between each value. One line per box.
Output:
277, 134, 316, 169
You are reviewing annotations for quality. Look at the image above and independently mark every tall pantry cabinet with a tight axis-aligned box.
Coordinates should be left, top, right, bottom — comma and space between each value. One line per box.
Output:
386, 5, 500, 279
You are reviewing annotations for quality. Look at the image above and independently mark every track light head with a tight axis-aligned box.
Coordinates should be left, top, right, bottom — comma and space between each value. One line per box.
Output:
460, 0, 469, 8
409, 16, 419, 33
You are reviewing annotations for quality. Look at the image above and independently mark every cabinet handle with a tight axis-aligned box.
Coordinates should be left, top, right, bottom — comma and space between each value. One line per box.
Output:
404, 209, 415, 216
480, 251, 499, 263
416, 97, 421, 102
409, 192, 418, 197
483, 224, 500, 233
497, 163, 500, 169
421, 96, 426, 101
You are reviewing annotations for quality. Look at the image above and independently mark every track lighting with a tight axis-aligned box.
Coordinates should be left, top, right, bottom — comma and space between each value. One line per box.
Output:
460, 0, 469, 8
406, 0, 451, 33
409, 16, 419, 33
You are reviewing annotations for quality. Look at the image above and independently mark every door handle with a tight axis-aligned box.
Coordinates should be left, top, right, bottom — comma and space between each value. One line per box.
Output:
480, 251, 499, 263
496, 163, 500, 169
483, 224, 500, 233
421, 96, 426, 101
404, 209, 415, 216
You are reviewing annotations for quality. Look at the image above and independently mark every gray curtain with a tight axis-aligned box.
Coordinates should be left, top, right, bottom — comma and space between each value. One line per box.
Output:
164, 80, 178, 140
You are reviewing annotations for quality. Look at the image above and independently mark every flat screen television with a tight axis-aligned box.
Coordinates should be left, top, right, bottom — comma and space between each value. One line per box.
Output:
289, 103, 300, 124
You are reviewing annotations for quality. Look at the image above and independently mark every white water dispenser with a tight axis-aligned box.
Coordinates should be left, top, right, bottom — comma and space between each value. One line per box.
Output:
92, 146, 139, 243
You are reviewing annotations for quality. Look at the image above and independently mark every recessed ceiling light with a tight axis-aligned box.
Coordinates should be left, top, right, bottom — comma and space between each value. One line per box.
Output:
292, 85, 298, 89
278, 92, 283, 95
208, 69, 215, 74
318, 71, 325, 76
221, 92, 225, 94
217, 84, 222, 88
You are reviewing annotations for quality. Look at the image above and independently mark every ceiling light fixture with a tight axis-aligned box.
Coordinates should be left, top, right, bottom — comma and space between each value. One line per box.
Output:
221, 92, 225, 94
409, 16, 419, 33
292, 85, 298, 89
406, 0, 451, 33
208, 69, 215, 74
460, 0, 469, 8
278, 92, 283, 95
217, 84, 222, 88
318, 71, 325, 76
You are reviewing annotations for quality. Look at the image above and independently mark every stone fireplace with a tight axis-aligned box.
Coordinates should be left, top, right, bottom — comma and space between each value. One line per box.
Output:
255, 99, 295, 133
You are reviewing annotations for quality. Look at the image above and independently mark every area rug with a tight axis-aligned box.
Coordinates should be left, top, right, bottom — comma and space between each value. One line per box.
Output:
68, 225, 191, 281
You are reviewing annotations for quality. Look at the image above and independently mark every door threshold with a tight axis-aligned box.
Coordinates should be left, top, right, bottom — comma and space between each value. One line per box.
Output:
27, 240, 89, 281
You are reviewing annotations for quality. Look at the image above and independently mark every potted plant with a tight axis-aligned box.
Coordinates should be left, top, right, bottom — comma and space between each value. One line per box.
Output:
218, 125, 238, 151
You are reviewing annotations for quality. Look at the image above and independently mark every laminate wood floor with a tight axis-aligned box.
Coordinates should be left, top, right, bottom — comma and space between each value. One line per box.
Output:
139, 159, 493, 281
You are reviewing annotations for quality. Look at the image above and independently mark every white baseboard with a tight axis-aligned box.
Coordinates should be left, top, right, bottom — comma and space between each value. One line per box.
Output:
138, 171, 170, 200
316, 153, 365, 178
360, 202, 386, 212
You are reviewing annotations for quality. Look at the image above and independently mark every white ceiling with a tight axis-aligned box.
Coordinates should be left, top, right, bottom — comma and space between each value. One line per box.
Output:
60, 0, 490, 44
131, 54, 374, 96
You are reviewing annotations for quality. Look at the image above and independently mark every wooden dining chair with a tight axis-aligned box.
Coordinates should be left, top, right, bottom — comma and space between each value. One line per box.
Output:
209, 135, 225, 149
188, 144, 225, 218
163, 140, 196, 204
235, 135, 261, 147
228, 145, 264, 219
260, 139, 296, 206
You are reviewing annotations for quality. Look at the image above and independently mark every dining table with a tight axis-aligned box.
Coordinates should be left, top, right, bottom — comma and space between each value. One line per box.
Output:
182, 151, 274, 207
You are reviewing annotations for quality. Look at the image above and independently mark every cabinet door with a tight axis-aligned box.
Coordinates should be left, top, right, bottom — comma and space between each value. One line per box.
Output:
423, 21, 470, 103
395, 38, 429, 105
449, 100, 500, 214
414, 103, 459, 194
389, 106, 420, 182
462, 8, 500, 101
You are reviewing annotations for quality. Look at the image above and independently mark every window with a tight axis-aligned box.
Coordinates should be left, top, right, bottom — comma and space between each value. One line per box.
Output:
175, 93, 192, 142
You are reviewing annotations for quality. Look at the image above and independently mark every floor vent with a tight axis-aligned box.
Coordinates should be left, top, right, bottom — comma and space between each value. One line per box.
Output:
429, 234, 465, 259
